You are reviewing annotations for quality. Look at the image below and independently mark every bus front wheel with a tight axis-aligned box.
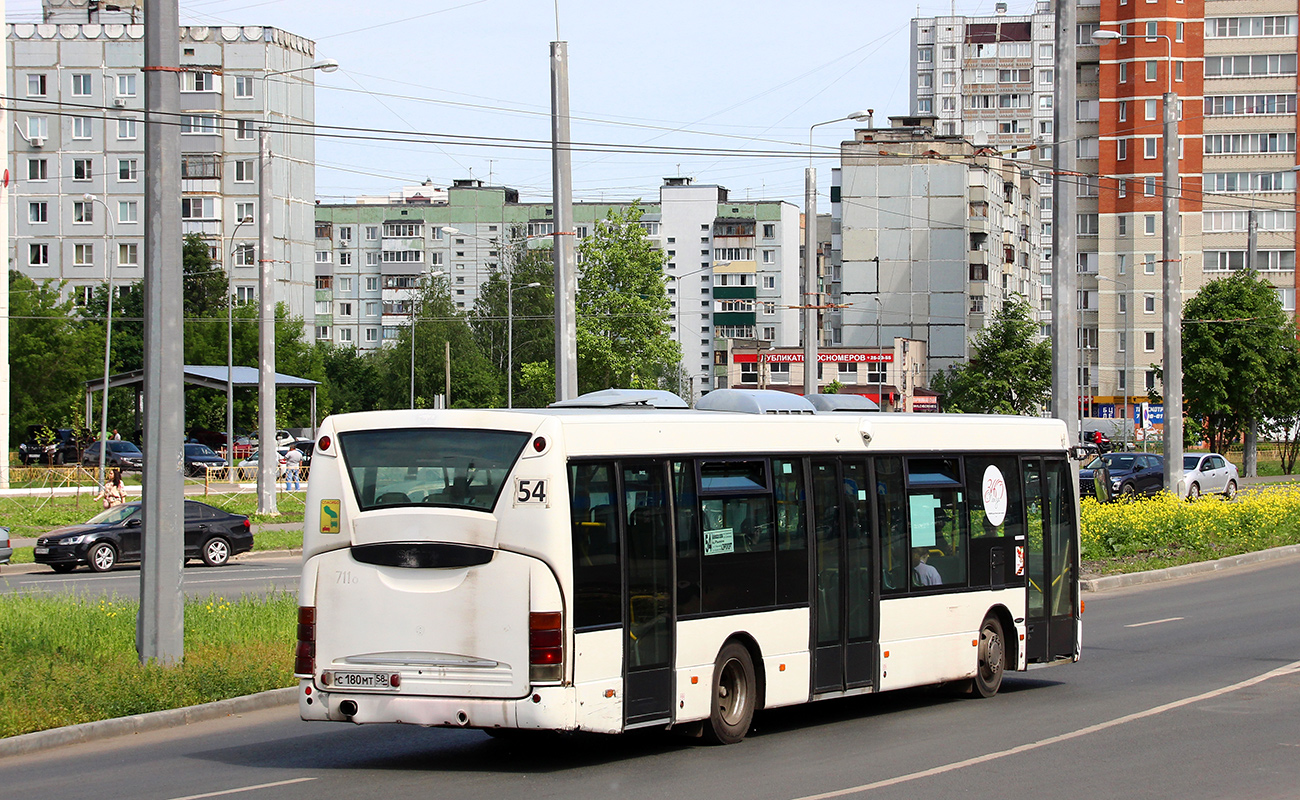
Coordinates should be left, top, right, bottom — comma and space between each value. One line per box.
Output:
972, 615, 1006, 698
704, 642, 756, 745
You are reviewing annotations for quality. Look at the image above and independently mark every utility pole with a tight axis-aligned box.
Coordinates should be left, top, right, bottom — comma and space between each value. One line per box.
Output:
0, 0, 9, 490
1050, 0, 1079, 448
1161, 84, 1183, 493
257, 112, 277, 515
139, 0, 185, 664
550, 41, 578, 401
1244, 212, 1259, 478
803, 168, 819, 396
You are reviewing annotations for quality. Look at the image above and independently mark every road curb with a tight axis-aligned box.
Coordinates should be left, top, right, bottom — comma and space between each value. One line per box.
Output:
1082, 543, 1300, 592
0, 687, 297, 759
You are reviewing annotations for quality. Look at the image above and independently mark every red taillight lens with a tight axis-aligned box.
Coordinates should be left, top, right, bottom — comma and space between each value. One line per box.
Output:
294, 606, 316, 677
318, 435, 330, 452
242, 518, 251, 531
529, 611, 563, 682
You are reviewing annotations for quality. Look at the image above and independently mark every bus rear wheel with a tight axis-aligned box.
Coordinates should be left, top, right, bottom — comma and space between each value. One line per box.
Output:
972, 615, 1006, 698
704, 642, 756, 745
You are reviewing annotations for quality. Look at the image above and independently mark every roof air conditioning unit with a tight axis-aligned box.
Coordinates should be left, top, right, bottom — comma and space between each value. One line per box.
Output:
30, 136, 45, 148
112, 97, 126, 108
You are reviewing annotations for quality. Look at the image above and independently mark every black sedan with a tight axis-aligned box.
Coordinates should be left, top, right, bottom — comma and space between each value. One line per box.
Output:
183, 443, 228, 477
1080, 452, 1164, 501
33, 500, 253, 573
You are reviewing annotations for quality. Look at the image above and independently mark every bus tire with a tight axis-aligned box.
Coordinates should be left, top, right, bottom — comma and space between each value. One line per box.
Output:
972, 615, 1006, 698
703, 642, 756, 745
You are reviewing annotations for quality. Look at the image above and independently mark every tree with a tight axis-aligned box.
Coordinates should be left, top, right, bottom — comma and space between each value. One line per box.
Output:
929, 298, 1051, 415
1183, 269, 1300, 456
8, 272, 99, 440
574, 204, 681, 394
472, 230, 555, 406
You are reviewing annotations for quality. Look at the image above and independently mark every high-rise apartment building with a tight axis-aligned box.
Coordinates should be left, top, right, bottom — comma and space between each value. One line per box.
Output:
8, 0, 321, 334
913, 1, 1298, 428
834, 116, 1042, 376
313, 178, 802, 396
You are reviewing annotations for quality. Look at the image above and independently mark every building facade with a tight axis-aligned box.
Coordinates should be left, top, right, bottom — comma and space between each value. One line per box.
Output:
8, 0, 321, 333
834, 116, 1042, 377
313, 177, 802, 397
913, 0, 1299, 429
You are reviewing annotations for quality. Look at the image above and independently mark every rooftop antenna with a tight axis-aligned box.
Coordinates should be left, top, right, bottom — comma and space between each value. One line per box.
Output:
488, 159, 495, 185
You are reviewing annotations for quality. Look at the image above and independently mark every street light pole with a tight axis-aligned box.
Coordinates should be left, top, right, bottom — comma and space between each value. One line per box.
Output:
84, 194, 115, 488
226, 215, 251, 471
1093, 28, 1180, 488
409, 269, 446, 409
806, 111, 871, 396
256, 58, 337, 514
508, 280, 542, 408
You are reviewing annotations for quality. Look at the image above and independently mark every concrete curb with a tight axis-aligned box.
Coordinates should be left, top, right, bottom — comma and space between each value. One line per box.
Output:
1082, 543, 1300, 592
0, 687, 297, 759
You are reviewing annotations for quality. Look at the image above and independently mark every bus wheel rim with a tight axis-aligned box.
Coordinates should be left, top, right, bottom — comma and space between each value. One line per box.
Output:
718, 658, 748, 725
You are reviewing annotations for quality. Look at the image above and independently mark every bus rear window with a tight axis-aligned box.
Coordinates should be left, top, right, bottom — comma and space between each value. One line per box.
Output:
337, 428, 530, 512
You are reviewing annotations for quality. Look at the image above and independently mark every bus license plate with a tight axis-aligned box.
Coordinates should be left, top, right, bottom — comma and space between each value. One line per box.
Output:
330, 671, 395, 690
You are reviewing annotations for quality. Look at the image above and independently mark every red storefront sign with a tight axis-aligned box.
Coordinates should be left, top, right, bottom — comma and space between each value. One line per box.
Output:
733, 352, 892, 364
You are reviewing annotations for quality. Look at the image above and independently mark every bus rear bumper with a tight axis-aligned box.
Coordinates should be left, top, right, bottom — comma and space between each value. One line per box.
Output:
299, 680, 577, 731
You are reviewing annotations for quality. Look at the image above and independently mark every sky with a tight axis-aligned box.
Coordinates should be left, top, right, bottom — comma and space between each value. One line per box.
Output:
6, 0, 1029, 209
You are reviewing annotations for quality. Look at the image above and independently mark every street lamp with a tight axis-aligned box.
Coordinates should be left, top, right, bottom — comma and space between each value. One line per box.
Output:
507, 280, 542, 408
1092, 27, 1182, 489
226, 215, 252, 471
256, 57, 338, 514
83, 193, 114, 489
410, 270, 446, 408
806, 110, 872, 395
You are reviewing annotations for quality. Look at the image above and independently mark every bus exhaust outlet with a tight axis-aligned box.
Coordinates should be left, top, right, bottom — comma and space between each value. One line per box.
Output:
338, 700, 358, 719
455, 710, 470, 726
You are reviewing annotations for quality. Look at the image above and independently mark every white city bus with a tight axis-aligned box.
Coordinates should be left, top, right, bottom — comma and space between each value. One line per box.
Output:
295, 389, 1080, 743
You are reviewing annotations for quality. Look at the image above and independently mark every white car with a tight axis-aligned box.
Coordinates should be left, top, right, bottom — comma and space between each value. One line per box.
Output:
237, 447, 288, 480
1182, 453, 1239, 500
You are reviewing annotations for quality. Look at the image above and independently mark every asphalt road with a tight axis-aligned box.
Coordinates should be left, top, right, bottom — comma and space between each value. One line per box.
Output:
0, 554, 301, 600
2, 556, 1298, 800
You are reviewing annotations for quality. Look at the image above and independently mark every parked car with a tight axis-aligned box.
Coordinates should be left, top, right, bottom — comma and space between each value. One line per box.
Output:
33, 500, 253, 573
1080, 452, 1164, 501
183, 443, 228, 477
237, 447, 288, 480
0, 526, 11, 565
81, 440, 144, 471
18, 426, 83, 465
1182, 453, 1239, 500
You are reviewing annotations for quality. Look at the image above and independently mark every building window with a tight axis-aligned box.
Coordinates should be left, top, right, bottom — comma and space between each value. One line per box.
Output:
383, 222, 423, 238
235, 201, 255, 222
338, 226, 352, 242
29, 244, 49, 266
180, 115, 219, 134
316, 251, 332, 264
28, 202, 48, 224
234, 76, 254, 98
364, 328, 378, 343
235, 244, 255, 266
315, 326, 331, 341
234, 160, 254, 182
74, 158, 94, 180
1144, 332, 1157, 351
1118, 215, 1127, 236
74, 244, 94, 266
118, 201, 138, 223
27, 74, 46, 97
28, 158, 48, 181
338, 302, 353, 317
1118, 294, 1127, 314
338, 252, 352, 266
1144, 177, 1156, 196
365, 301, 380, 317
180, 197, 216, 219
1144, 254, 1157, 275
365, 226, 378, 241
27, 116, 48, 141
71, 73, 92, 96
116, 118, 138, 140
117, 74, 137, 97
182, 71, 219, 92
1145, 214, 1156, 235
118, 243, 139, 266
365, 276, 380, 292
1144, 294, 1156, 313
1144, 137, 1158, 159
72, 117, 93, 140
236, 119, 254, 140
118, 159, 137, 181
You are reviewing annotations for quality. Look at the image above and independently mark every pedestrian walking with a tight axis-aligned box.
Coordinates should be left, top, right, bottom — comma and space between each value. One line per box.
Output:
285, 443, 304, 492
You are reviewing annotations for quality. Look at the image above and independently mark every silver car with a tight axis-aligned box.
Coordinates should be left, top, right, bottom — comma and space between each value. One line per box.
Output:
0, 526, 11, 564
1182, 453, 1239, 500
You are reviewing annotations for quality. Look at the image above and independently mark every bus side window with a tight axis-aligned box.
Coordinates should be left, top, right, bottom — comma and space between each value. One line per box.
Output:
772, 458, 808, 605
965, 455, 1024, 588
906, 457, 967, 588
874, 456, 908, 594
569, 462, 621, 629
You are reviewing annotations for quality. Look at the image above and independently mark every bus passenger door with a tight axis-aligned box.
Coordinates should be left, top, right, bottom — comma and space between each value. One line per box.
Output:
810, 459, 876, 694
621, 462, 675, 728
1023, 459, 1080, 663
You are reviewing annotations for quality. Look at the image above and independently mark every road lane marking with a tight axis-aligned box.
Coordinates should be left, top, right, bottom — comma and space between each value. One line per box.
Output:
791, 659, 1300, 800
167, 777, 316, 800
1125, 616, 1185, 628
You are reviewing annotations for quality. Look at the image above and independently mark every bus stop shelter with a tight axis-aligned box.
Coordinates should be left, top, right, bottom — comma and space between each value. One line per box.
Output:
84, 365, 320, 440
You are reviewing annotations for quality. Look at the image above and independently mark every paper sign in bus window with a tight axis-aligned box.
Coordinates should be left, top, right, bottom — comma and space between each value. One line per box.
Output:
908, 494, 942, 547
704, 527, 735, 556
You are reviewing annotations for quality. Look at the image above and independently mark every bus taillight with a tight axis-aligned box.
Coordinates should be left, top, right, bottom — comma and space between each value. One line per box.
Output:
295, 606, 316, 677
529, 611, 563, 683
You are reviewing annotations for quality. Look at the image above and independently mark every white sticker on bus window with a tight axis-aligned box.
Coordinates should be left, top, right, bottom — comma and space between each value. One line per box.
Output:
909, 495, 941, 547
514, 478, 550, 507
783, 463, 793, 474
704, 527, 734, 556
982, 465, 1008, 527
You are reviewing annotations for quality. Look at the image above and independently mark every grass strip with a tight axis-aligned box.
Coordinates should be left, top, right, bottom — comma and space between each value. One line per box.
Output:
0, 592, 296, 739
